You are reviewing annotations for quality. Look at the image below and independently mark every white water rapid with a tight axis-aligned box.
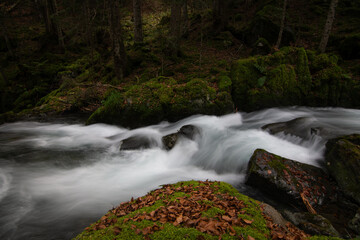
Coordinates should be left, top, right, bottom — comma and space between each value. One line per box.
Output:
0, 107, 360, 239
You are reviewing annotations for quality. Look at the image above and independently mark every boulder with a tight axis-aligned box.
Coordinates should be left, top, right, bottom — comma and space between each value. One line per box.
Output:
162, 125, 200, 150
246, 149, 360, 237
245, 149, 338, 211
284, 211, 340, 237
119, 135, 157, 151
325, 134, 360, 205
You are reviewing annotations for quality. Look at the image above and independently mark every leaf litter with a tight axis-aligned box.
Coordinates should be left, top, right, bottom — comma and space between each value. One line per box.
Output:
85, 180, 309, 239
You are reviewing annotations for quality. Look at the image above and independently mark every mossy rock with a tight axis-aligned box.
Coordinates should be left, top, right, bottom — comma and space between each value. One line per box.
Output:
87, 77, 234, 128
230, 47, 354, 111
325, 134, 360, 205
218, 75, 232, 92
74, 181, 310, 240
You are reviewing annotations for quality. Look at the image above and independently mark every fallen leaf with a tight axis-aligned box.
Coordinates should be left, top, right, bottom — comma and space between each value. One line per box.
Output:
113, 227, 122, 235
243, 219, 254, 225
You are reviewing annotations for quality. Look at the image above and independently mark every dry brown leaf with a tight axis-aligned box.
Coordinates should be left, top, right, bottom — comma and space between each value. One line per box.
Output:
243, 219, 254, 225
222, 215, 232, 222
113, 227, 122, 235
228, 225, 236, 236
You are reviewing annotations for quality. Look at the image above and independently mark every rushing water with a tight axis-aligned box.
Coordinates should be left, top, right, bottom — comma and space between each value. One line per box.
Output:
0, 107, 360, 240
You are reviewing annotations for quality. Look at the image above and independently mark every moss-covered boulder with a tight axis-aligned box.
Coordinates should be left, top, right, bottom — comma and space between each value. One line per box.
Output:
230, 47, 355, 111
87, 77, 234, 128
74, 180, 310, 240
325, 134, 360, 205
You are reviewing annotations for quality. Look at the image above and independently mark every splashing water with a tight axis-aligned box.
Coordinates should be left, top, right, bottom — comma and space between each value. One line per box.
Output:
0, 107, 359, 239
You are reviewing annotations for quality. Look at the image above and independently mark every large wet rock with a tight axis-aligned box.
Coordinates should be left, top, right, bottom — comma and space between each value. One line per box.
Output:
246, 149, 338, 211
246, 149, 359, 237
162, 125, 200, 150
325, 134, 360, 205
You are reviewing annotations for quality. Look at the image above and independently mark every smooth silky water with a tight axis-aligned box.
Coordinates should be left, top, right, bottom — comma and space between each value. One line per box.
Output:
1, 107, 360, 239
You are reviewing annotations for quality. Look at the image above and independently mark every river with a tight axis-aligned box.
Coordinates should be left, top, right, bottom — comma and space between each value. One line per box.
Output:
0, 107, 360, 239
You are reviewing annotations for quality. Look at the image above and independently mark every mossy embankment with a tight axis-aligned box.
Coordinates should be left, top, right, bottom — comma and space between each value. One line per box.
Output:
230, 47, 358, 111
86, 77, 233, 128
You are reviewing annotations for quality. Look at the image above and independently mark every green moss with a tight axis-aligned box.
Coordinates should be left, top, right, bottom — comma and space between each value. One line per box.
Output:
295, 48, 312, 95
234, 225, 268, 240
150, 223, 216, 240
168, 192, 189, 202
171, 180, 205, 189
268, 158, 286, 172
218, 75, 232, 92
309, 236, 343, 240
202, 207, 225, 218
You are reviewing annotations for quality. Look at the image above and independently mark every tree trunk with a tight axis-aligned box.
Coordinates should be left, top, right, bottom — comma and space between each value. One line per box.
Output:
182, 0, 188, 35
0, 16, 14, 57
36, 0, 65, 49
213, 0, 230, 33
0, 67, 8, 85
319, 0, 338, 53
109, 0, 127, 81
84, 0, 96, 48
51, 0, 65, 50
170, 0, 182, 57
133, 0, 143, 43
275, 0, 287, 49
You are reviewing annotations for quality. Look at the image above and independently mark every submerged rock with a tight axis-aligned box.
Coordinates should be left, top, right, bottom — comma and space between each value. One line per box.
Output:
162, 125, 200, 150
119, 135, 158, 151
262, 117, 316, 140
262, 117, 343, 140
325, 134, 360, 205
